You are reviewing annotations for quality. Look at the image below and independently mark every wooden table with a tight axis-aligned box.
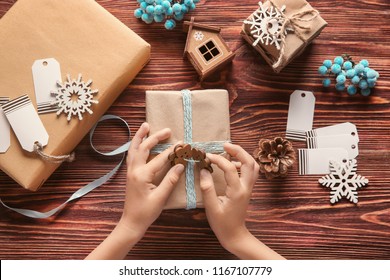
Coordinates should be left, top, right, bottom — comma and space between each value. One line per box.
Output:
0, 0, 389, 260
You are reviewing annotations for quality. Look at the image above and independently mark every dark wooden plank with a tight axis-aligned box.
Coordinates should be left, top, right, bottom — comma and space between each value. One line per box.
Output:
0, 0, 389, 260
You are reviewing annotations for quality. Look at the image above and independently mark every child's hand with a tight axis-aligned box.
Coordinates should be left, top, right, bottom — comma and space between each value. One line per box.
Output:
200, 143, 284, 259
200, 143, 259, 249
120, 122, 184, 237
86, 123, 184, 259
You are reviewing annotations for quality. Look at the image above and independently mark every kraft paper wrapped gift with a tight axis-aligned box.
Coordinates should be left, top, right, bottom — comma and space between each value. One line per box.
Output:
0, 0, 150, 191
241, 0, 327, 72
146, 90, 230, 209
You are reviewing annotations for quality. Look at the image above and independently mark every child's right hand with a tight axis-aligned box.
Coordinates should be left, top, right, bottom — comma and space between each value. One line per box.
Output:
200, 143, 259, 250
200, 143, 285, 260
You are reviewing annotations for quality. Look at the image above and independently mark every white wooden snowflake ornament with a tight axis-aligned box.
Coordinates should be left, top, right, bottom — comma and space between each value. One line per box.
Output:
194, 31, 204, 41
319, 159, 368, 204
244, 2, 293, 50
51, 74, 99, 122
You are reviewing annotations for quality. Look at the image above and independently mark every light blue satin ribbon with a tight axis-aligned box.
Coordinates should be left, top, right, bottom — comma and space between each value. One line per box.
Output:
0, 115, 130, 218
0, 90, 227, 217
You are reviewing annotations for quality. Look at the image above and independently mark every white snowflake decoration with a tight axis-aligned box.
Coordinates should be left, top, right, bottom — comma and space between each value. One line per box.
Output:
194, 31, 204, 41
244, 2, 293, 50
52, 74, 99, 122
319, 159, 368, 204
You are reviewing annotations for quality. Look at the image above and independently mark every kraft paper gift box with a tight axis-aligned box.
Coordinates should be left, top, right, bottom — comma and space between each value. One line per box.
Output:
0, 0, 150, 191
241, 0, 327, 72
146, 90, 230, 209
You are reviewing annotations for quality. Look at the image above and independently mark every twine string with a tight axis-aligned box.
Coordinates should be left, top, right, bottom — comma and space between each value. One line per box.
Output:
267, 0, 319, 69
33, 142, 75, 164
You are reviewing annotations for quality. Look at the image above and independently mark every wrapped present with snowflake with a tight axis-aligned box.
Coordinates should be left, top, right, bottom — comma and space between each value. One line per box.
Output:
241, 0, 327, 72
0, 0, 150, 191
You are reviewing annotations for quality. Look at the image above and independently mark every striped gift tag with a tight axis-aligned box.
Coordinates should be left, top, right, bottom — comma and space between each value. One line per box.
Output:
286, 90, 315, 142
32, 58, 62, 114
298, 148, 349, 175
0, 97, 11, 153
2, 95, 49, 152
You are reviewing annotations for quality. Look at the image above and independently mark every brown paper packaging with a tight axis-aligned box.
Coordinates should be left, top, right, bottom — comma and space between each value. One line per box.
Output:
241, 0, 327, 72
0, 0, 150, 191
146, 90, 230, 209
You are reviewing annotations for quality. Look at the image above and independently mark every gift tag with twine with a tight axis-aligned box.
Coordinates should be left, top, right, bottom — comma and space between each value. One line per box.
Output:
0, 97, 11, 153
2, 95, 74, 163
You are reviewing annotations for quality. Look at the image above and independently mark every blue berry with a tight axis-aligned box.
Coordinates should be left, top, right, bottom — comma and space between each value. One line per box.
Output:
165, 7, 173, 15
318, 65, 328, 76
165, 19, 176, 30
189, 3, 196, 10
145, 5, 154, 14
154, 5, 164, 15
359, 59, 369, 67
141, 13, 153, 24
162, 0, 171, 10
134, 8, 143, 18
361, 88, 371, 96
322, 78, 331, 87
367, 69, 377, 79
137, 0, 145, 3
351, 75, 360, 84
193, 0, 200, 2
359, 80, 368, 89
184, 0, 193, 6
346, 69, 356, 78
181, 4, 189, 13
323, 60, 332, 68
343, 61, 353, 70
174, 12, 184, 20
156, 0, 163, 4
172, 3, 182, 13
334, 56, 344, 65
354, 63, 364, 74
331, 64, 341, 74
367, 80, 376, 88
336, 74, 346, 84
154, 14, 165, 22
335, 83, 345, 91
140, 2, 148, 10
347, 85, 357, 95
145, 0, 154, 4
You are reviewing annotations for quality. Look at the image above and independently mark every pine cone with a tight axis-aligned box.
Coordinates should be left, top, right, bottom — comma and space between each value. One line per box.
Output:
253, 137, 296, 179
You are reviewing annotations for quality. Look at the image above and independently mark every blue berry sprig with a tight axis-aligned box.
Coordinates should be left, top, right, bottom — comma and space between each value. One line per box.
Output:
318, 54, 380, 96
134, 0, 200, 30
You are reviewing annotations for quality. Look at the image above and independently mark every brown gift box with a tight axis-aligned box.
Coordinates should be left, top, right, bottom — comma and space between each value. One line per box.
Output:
146, 90, 230, 209
0, 0, 150, 191
241, 0, 327, 72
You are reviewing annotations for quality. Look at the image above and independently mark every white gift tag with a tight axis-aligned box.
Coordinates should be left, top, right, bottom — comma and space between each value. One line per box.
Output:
286, 90, 315, 141
307, 135, 359, 159
306, 122, 359, 141
298, 148, 349, 175
0, 97, 11, 153
2, 95, 49, 152
32, 58, 62, 114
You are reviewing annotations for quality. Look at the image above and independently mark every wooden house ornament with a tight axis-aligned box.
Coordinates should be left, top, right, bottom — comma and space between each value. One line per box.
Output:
183, 17, 235, 80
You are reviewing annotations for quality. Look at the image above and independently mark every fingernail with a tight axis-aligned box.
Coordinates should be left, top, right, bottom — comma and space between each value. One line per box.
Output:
175, 164, 185, 173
